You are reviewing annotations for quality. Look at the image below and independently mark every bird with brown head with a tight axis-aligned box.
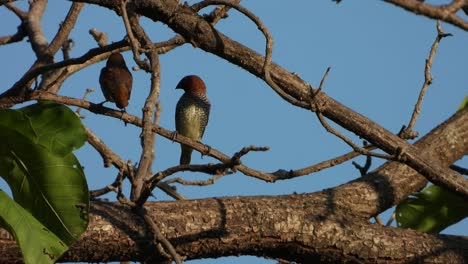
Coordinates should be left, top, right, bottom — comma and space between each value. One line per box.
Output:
175, 75, 211, 165
99, 52, 133, 111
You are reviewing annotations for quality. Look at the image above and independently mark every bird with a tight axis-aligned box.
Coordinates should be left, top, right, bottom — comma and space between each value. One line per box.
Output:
99, 52, 133, 111
175, 75, 211, 165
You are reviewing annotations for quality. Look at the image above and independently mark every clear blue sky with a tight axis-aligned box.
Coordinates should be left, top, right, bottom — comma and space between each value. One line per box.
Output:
0, 1, 466, 263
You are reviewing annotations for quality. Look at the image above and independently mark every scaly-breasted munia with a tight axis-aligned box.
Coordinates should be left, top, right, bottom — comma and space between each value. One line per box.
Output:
175, 75, 211, 165
99, 52, 133, 111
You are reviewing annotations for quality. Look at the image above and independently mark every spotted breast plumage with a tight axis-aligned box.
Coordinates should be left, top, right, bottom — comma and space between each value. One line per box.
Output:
175, 75, 211, 165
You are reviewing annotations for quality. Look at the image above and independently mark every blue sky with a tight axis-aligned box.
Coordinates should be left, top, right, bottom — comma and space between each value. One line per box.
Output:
0, 1, 466, 263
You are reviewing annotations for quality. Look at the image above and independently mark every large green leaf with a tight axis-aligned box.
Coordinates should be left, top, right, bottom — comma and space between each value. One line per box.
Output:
0, 102, 87, 156
0, 190, 68, 264
395, 185, 468, 233
0, 125, 89, 244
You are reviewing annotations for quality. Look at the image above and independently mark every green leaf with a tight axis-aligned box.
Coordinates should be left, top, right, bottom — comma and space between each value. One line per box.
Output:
0, 190, 68, 264
458, 95, 468, 111
0, 126, 89, 244
0, 102, 87, 156
396, 185, 468, 233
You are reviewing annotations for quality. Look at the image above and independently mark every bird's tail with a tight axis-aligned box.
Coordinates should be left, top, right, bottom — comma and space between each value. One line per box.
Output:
115, 86, 129, 109
180, 145, 193, 165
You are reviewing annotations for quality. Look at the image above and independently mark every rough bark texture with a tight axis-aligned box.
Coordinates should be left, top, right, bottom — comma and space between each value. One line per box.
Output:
1, 199, 467, 263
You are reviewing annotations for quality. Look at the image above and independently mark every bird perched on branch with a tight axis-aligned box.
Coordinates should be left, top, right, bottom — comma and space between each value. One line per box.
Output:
175, 75, 211, 165
99, 52, 133, 111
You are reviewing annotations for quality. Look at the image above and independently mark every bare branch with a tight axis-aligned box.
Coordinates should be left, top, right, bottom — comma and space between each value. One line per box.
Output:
384, 0, 468, 31
75, 88, 95, 118
89, 169, 125, 199
311, 70, 393, 160
126, 16, 161, 203
25, 0, 49, 57
120, 0, 149, 71
4, 3, 27, 19
400, 21, 452, 140
0, 0, 17, 7
85, 126, 125, 169
45, 3, 84, 57
195, 0, 241, 24
315, 111, 394, 159
0, 24, 26, 45
135, 206, 183, 264
138, 145, 268, 204
352, 147, 372, 176
89, 28, 108, 47
165, 174, 225, 186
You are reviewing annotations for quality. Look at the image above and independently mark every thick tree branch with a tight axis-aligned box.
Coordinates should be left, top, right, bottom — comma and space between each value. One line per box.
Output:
1, 198, 466, 263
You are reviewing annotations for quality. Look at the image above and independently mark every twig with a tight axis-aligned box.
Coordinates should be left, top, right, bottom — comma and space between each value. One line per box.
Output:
0, 24, 27, 45
120, 0, 148, 70
352, 154, 372, 176
76, 88, 95, 118
316, 67, 331, 95
137, 145, 268, 205
400, 21, 452, 140
311, 71, 393, 160
5, 3, 27, 19
197, 0, 241, 24
136, 206, 183, 264
126, 17, 161, 203
157, 182, 187, 200
85, 125, 121, 168
61, 38, 74, 60
315, 112, 393, 160
90, 169, 125, 198
165, 174, 225, 186
44, 2, 84, 57
274, 144, 375, 179
350, 142, 384, 225
89, 28, 108, 47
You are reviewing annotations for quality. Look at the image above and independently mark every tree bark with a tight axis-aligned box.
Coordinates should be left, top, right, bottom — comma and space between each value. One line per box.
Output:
1, 198, 467, 264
